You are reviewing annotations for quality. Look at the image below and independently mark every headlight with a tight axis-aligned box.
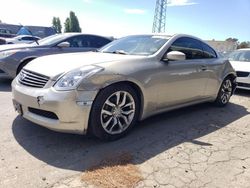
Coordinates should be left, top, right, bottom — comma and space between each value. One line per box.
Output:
54, 65, 104, 91
0, 50, 20, 59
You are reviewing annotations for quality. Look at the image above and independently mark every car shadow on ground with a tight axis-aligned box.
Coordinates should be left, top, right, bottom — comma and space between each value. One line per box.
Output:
12, 99, 249, 172
0, 77, 12, 92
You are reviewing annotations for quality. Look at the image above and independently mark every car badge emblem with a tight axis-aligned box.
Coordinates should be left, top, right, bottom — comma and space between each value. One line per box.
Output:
20, 73, 26, 81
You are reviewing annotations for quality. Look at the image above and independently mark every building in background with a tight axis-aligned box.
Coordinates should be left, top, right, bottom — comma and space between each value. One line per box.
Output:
206, 40, 237, 53
0, 23, 56, 38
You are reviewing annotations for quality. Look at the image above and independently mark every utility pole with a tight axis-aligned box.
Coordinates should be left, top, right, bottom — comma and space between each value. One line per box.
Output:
152, 0, 167, 33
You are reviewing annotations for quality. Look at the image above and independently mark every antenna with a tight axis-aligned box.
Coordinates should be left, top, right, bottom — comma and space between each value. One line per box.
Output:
152, 0, 167, 33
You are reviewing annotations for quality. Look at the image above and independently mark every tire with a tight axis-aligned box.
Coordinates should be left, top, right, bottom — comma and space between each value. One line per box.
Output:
89, 84, 140, 141
214, 78, 233, 107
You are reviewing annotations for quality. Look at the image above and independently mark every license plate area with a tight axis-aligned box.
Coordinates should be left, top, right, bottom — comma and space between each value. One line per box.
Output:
13, 100, 23, 115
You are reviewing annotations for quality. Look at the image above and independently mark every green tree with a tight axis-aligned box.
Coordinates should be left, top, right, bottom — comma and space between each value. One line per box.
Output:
64, 18, 70, 32
226, 38, 238, 43
64, 11, 81, 32
52, 17, 62, 33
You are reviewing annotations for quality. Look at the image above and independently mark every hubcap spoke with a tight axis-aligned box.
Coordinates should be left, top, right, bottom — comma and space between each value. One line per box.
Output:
110, 117, 118, 132
103, 116, 113, 128
102, 109, 112, 116
116, 92, 121, 105
105, 99, 116, 107
122, 109, 135, 115
120, 114, 129, 125
122, 102, 134, 108
117, 119, 123, 131
119, 92, 127, 107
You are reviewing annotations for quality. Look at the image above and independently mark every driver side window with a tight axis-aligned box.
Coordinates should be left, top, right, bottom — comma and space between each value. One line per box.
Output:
167, 37, 204, 60
63, 36, 89, 48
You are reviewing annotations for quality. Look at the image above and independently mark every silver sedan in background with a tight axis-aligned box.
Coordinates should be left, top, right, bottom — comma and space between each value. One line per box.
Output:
0, 33, 112, 78
12, 34, 237, 140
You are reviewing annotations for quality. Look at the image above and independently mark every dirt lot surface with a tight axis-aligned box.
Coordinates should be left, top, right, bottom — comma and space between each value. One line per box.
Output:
1, 77, 250, 188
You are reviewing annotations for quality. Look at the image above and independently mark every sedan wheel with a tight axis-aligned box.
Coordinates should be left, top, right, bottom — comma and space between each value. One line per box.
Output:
90, 84, 139, 140
214, 78, 233, 106
101, 91, 135, 135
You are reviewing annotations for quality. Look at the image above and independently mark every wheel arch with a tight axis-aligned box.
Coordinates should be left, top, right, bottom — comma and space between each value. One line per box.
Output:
95, 80, 145, 120
16, 57, 37, 75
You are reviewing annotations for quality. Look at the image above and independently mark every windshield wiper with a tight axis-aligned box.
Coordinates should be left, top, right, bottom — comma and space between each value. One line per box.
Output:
102, 50, 128, 55
112, 50, 128, 55
34, 39, 39, 45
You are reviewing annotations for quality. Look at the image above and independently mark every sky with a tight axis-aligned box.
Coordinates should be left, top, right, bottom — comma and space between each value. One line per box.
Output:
0, 0, 249, 42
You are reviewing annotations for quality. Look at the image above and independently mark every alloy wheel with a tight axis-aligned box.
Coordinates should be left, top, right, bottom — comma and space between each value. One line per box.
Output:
100, 91, 135, 135
220, 79, 232, 104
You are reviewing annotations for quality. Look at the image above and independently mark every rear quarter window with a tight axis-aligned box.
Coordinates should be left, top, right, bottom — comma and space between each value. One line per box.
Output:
202, 43, 217, 58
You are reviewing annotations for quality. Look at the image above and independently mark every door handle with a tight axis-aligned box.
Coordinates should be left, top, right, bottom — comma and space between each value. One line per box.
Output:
200, 65, 207, 71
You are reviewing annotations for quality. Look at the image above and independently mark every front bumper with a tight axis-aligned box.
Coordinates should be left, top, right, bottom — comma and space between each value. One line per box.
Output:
12, 79, 98, 134
237, 77, 250, 90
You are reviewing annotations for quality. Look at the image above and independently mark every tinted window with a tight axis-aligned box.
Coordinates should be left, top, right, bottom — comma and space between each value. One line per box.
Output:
65, 36, 85, 47
168, 37, 204, 59
64, 35, 111, 48
22, 37, 34, 41
202, 43, 217, 58
88, 36, 111, 48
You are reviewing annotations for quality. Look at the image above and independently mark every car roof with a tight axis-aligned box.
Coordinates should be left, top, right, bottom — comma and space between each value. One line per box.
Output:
120, 33, 205, 41
48, 33, 113, 41
15, 35, 38, 38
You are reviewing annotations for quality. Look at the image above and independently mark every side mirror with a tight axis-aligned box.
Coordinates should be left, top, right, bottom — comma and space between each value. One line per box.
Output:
57, 42, 70, 48
163, 51, 186, 61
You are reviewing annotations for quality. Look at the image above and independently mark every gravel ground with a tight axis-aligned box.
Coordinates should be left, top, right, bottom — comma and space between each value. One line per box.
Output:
0, 77, 250, 188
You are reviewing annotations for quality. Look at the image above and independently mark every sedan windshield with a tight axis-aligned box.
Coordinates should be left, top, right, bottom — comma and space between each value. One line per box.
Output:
100, 35, 170, 56
228, 50, 250, 62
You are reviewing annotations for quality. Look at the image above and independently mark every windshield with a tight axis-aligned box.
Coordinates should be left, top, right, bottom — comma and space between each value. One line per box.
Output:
228, 50, 250, 62
34, 34, 66, 45
100, 35, 170, 56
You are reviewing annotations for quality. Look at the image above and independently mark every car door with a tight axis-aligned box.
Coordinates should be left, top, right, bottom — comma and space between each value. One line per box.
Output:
155, 37, 211, 109
200, 42, 222, 97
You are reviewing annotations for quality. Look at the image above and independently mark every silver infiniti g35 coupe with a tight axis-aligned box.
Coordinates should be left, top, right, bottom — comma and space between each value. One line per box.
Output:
12, 34, 237, 140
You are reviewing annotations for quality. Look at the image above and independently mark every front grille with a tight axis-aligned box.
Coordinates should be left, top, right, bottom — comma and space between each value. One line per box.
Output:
238, 82, 250, 88
28, 107, 59, 120
18, 69, 50, 88
236, 71, 250, 77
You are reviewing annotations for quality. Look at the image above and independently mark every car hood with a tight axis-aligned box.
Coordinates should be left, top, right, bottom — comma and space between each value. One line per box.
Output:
0, 43, 35, 51
230, 61, 250, 72
24, 52, 145, 78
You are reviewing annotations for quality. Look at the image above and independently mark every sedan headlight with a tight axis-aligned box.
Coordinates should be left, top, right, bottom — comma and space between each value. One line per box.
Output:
54, 65, 104, 91
0, 50, 20, 59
